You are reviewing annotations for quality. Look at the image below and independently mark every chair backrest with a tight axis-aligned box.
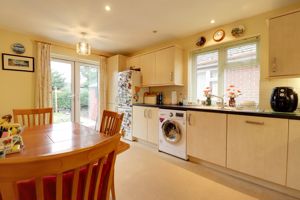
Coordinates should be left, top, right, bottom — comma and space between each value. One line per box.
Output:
0, 134, 121, 200
100, 110, 124, 136
13, 108, 53, 127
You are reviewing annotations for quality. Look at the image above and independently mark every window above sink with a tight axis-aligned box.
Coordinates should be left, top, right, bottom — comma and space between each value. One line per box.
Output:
190, 38, 260, 106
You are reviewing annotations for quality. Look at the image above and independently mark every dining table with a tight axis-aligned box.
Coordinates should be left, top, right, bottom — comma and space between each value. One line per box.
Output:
6, 122, 130, 159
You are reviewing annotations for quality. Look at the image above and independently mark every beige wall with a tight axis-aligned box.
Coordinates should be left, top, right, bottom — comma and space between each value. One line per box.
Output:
0, 28, 110, 117
132, 2, 300, 109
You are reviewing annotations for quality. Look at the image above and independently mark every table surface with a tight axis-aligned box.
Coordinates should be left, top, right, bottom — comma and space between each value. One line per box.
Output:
5, 122, 130, 160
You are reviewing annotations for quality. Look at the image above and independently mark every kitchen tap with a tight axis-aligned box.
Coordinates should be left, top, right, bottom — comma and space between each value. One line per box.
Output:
211, 95, 224, 108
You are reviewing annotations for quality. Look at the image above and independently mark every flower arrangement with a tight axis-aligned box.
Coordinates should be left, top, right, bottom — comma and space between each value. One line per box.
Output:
203, 86, 212, 98
226, 85, 241, 98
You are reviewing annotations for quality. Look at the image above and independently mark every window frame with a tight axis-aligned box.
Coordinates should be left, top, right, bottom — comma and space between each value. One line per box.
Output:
190, 37, 260, 102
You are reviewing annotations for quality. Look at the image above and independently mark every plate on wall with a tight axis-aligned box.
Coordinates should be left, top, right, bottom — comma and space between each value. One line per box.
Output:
11, 43, 25, 54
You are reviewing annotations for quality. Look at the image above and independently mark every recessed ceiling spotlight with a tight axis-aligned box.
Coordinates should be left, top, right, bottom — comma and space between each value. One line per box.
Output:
105, 5, 111, 11
210, 19, 215, 24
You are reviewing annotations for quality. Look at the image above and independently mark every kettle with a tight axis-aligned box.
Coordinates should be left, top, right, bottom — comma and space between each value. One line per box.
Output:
270, 87, 298, 112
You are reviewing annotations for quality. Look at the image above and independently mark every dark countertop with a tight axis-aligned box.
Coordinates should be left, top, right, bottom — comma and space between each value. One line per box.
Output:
133, 103, 300, 120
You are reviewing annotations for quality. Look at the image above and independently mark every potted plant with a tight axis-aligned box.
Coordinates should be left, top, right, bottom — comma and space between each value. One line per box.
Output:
226, 85, 241, 107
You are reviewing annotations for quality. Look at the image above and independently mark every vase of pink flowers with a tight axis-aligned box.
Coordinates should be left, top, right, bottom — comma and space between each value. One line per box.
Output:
203, 86, 212, 106
226, 85, 241, 107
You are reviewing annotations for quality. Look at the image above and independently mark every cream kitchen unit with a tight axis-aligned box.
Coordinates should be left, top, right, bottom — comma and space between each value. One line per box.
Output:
187, 111, 227, 167
126, 46, 183, 86
287, 120, 300, 191
269, 10, 300, 76
132, 106, 159, 144
227, 115, 288, 185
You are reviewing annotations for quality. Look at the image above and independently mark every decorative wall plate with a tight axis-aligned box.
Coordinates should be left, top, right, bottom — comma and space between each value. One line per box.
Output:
11, 43, 25, 54
213, 29, 225, 42
196, 36, 206, 46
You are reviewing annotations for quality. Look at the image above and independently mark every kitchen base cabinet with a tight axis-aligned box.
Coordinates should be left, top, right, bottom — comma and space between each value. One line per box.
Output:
187, 111, 227, 167
227, 115, 288, 185
132, 106, 158, 145
287, 120, 300, 190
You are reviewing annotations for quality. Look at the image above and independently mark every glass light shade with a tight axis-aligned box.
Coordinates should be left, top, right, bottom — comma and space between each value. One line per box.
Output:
76, 41, 91, 55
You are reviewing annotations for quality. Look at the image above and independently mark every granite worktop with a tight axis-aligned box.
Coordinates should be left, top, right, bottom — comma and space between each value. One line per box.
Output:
133, 103, 300, 120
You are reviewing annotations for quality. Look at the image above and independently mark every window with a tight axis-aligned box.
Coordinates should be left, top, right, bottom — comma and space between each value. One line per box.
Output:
192, 39, 260, 105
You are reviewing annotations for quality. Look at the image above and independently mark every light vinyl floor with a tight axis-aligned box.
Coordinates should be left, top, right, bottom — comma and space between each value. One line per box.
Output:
115, 142, 299, 200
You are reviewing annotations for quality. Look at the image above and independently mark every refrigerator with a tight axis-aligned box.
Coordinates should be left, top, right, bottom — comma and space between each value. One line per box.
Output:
117, 70, 148, 141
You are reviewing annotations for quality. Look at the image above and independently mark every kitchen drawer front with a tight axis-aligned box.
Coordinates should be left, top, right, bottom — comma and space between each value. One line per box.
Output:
227, 115, 288, 185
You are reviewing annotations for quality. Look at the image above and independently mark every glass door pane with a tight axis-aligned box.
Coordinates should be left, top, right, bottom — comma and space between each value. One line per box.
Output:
79, 63, 99, 128
51, 59, 74, 123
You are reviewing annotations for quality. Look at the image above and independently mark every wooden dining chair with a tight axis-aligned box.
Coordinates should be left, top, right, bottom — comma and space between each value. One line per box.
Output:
100, 110, 124, 136
0, 134, 121, 200
13, 108, 53, 127
100, 110, 124, 200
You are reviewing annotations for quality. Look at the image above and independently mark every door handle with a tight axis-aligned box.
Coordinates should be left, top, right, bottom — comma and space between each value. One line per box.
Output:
170, 72, 174, 81
144, 109, 147, 118
245, 120, 264, 125
147, 109, 152, 118
187, 113, 192, 125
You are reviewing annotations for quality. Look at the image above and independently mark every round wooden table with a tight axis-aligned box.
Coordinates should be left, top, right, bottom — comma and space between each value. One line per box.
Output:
6, 122, 129, 159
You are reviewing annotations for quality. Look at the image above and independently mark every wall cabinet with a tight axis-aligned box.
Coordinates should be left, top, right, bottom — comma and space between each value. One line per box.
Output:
187, 111, 227, 167
126, 46, 183, 86
132, 106, 158, 144
227, 115, 288, 185
269, 11, 300, 76
107, 55, 127, 111
287, 120, 300, 190
140, 52, 156, 86
154, 47, 183, 86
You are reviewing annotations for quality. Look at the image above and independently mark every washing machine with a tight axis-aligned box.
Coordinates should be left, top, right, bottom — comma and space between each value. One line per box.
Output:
158, 109, 188, 160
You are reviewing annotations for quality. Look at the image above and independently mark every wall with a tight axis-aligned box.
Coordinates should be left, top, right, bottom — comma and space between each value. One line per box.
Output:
0, 28, 110, 117
130, 2, 300, 109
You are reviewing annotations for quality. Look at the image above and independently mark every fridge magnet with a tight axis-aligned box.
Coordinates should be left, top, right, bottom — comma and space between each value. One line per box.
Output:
2, 53, 34, 72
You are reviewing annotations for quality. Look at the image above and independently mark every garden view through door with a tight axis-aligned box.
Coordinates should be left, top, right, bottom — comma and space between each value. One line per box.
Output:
51, 59, 99, 128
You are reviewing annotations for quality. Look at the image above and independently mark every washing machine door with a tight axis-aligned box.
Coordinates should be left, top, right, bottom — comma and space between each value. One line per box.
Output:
161, 120, 181, 143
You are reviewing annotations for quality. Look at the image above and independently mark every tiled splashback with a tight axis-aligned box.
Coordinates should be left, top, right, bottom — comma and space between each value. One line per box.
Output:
149, 78, 300, 110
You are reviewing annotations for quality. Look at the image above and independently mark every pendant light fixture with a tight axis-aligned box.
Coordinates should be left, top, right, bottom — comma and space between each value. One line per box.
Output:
76, 32, 91, 55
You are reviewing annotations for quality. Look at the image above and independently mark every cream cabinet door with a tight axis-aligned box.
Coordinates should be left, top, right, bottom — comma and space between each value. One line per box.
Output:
155, 47, 174, 85
147, 108, 159, 145
287, 120, 300, 190
127, 56, 140, 68
140, 53, 156, 86
269, 11, 300, 76
187, 111, 227, 167
227, 115, 288, 185
132, 106, 148, 140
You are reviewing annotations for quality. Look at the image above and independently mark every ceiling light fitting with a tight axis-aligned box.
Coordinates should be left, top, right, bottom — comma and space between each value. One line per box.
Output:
105, 5, 111, 11
210, 19, 215, 24
76, 32, 91, 56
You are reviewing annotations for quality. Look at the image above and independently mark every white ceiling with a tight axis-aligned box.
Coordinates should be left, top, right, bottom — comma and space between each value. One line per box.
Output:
0, 0, 298, 54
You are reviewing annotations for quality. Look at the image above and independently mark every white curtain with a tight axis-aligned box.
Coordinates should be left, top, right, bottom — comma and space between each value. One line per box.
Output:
35, 42, 52, 108
96, 56, 107, 131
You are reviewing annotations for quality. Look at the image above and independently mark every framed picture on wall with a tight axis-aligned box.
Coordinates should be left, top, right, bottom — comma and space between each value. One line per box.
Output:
2, 53, 34, 72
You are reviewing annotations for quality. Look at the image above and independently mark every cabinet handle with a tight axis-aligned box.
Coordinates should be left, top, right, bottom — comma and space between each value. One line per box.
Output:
187, 114, 192, 125
147, 109, 152, 118
245, 120, 264, 125
144, 109, 147, 118
170, 72, 174, 81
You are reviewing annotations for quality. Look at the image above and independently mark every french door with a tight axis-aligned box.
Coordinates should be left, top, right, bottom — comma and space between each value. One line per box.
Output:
51, 58, 99, 128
